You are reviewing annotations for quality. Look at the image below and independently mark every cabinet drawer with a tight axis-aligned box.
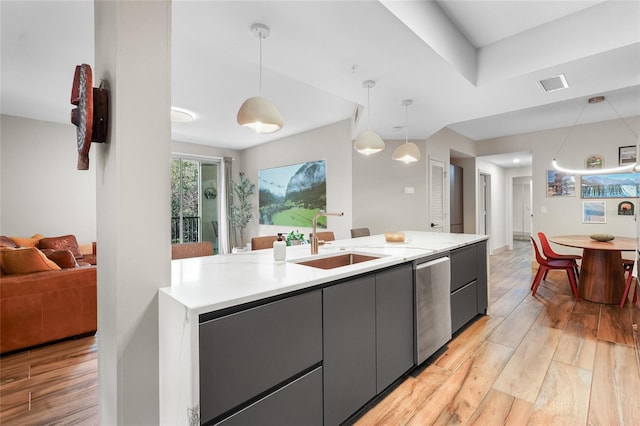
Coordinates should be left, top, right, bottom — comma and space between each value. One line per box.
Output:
215, 367, 323, 426
451, 244, 477, 292
199, 290, 322, 424
451, 280, 478, 334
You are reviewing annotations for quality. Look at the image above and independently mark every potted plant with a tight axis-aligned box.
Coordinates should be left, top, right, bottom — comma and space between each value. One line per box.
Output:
229, 172, 255, 248
286, 229, 307, 246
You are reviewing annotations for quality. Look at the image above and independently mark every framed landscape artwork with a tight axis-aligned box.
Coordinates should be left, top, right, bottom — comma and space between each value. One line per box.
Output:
619, 145, 637, 166
546, 170, 576, 197
582, 201, 606, 223
258, 160, 327, 227
581, 172, 640, 198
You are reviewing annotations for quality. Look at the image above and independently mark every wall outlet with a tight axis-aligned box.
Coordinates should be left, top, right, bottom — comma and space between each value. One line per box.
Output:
404, 187, 415, 194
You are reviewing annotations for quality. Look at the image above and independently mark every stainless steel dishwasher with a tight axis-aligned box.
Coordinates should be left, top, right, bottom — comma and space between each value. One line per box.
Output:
415, 256, 452, 365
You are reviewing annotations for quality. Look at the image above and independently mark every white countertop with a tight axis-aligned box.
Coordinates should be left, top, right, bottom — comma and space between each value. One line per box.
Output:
162, 231, 488, 315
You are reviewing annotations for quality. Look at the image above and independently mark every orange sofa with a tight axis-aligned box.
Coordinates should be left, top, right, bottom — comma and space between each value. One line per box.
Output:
0, 266, 97, 354
0, 234, 97, 354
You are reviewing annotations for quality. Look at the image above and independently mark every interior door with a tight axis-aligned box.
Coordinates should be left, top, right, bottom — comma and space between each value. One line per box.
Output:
429, 159, 446, 232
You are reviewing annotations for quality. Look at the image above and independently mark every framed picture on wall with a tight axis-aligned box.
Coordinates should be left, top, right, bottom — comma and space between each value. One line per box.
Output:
582, 201, 606, 223
585, 154, 604, 169
258, 160, 327, 227
581, 172, 640, 198
619, 145, 637, 165
618, 201, 634, 215
546, 170, 576, 197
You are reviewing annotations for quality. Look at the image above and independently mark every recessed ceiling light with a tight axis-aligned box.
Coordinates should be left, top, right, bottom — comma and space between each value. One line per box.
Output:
538, 74, 569, 93
171, 107, 195, 123
513, 158, 520, 163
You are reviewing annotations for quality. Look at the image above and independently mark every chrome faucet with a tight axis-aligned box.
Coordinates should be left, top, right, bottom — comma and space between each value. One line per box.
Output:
311, 211, 344, 254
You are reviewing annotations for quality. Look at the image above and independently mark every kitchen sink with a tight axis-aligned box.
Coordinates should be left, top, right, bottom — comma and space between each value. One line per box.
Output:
293, 252, 383, 270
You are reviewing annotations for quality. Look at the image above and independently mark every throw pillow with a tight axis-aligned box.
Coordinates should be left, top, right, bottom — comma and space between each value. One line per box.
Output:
46, 250, 79, 269
0, 236, 18, 248
10, 235, 41, 247
0, 247, 61, 275
38, 234, 82, 259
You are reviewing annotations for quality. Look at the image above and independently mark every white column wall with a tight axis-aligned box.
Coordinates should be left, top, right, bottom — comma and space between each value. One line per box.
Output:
94, 1, 171, 424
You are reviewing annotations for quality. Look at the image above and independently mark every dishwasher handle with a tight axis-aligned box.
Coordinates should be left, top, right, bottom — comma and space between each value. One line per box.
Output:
416, 256, 450, 270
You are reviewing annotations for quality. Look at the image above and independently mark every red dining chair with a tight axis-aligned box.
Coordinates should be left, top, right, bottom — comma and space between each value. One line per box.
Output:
619, 258, 636, 308
537, 232, 581, 279
530, 237, 580, 300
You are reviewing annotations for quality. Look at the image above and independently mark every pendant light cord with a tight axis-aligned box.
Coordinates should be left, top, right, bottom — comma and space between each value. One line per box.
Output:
554, 100, 588, 159
367, 87, 371, 131
404, 103, 409, 145
258, 35, 263, 96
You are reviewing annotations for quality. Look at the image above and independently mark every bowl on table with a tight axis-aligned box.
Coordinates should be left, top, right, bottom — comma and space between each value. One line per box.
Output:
589, 233, 615, 242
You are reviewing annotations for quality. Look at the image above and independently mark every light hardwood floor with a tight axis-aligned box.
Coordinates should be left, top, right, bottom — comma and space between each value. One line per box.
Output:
357, 240, 640, 425
1, 240, 638, 425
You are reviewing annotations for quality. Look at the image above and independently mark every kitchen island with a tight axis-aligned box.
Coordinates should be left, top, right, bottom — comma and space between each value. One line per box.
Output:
159, 231, 488, 425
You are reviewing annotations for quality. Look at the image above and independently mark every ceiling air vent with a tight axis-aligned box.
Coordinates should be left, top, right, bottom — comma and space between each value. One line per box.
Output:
538, 74, 569, 93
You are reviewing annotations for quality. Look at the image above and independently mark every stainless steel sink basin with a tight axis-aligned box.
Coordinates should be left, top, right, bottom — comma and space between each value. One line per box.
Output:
294, 253, 382, 270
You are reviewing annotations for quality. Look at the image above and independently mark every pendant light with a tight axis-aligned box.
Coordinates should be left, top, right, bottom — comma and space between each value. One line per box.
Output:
237, 23, 283, 134
552, 96, 639, 174
392, 99, 421, 163
354, 80, 385, 155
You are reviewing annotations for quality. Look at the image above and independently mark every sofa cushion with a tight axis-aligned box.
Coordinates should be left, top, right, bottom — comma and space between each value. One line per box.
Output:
0, 247, 61, 275
46, 250, 79, 269
38, 235, 82, 259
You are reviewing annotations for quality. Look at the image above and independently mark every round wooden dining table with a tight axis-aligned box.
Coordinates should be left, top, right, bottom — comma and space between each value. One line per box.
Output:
549, 235, 636, 304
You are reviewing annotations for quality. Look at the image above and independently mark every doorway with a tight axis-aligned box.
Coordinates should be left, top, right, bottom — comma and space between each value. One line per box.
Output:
512, 177, 532, 242
171, 157, 221, 253
478, 172, 491, 252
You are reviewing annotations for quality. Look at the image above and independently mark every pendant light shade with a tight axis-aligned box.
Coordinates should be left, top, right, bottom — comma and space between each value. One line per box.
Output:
392, 99, 421, 163
553, 96, 639, 174
354, 80, 385, 155
237, 23, 283, 134
354, 130, 385, 155
237, 96, 284, 134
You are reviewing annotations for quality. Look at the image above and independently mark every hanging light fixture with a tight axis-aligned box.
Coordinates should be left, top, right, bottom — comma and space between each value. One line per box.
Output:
392, 99, 421, 163
552, 96, 639, 174
237, 23, 283, 134
354, 80, 385, 155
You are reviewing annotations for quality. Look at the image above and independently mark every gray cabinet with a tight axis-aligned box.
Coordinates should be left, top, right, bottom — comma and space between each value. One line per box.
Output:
323, 275, 377, 426
375, 263, 414, 392
323, 264, 415, 425
199, 290, 322, 425
216, 367, 322, 426
450, 241, 488, 334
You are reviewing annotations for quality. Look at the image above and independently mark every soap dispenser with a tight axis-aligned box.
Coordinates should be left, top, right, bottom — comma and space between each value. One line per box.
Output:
273, 233, 286, 262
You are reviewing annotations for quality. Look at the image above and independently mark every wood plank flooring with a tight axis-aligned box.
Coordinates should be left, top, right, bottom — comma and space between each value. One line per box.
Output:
0, 240, 638, 425
358, 240, 640, 425
0, 336, 98, 425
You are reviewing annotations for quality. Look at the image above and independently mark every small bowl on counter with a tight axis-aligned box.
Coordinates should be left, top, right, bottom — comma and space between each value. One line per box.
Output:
384, 232, 405, 243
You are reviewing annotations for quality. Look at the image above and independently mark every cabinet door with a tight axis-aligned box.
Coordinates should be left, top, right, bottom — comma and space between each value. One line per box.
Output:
450, 244, 477, 292
323, 275, 376, 426
199, 291, 322, 424
476, 241, 488, 314
216, 367, 322, 426
376, 264, 414, 393
451, 281, 478, 334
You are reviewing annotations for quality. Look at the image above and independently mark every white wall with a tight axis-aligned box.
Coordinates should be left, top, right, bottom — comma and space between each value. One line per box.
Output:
241, 119, 353, 242
477, 159, 508, 253
0, 115, 96, 243
478, 116, 640, 239
352, 139, 427, 234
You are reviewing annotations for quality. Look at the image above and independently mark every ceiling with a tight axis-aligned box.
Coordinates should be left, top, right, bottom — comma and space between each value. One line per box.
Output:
2, 1, 639, 169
